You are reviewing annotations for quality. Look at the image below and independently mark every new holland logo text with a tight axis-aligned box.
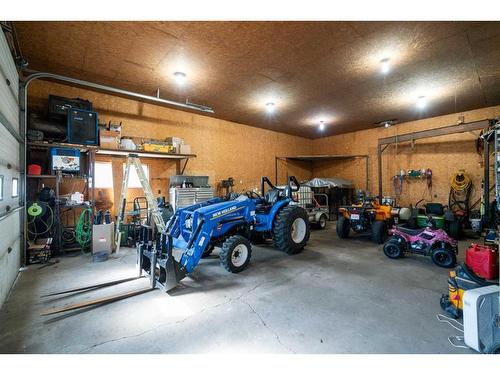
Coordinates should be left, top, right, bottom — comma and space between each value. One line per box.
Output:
211, 206, 238, 220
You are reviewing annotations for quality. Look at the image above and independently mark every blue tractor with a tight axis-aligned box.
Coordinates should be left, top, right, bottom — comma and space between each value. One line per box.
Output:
138, 176, 310, 291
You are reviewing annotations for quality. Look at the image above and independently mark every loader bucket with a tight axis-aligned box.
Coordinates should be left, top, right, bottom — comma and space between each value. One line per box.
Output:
139, 229, 187, 292
157, 256, 186, 292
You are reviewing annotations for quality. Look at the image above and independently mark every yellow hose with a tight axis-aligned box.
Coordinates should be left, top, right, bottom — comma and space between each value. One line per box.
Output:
450, 170, 471, 192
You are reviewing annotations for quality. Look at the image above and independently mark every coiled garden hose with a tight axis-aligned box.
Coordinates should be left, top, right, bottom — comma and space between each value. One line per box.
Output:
27, 203, 53, 240
75, 208, 93, 251
450, 171, 471, 192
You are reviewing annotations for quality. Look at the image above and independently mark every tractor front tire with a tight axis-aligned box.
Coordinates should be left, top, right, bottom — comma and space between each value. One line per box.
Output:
371, 220, 387, 244
219, 235, 252, 273
273, 205, 310, 255
336, 216, 350, 238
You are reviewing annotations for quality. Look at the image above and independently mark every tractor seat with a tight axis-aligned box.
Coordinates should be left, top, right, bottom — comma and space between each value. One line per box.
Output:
396, 226, 426, 236
264, 189, 280, 205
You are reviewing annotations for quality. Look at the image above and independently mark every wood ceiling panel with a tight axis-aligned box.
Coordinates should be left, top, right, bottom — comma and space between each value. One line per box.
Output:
14, 21, 500, 138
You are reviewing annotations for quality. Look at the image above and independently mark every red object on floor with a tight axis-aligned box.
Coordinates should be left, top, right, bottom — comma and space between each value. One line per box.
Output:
465, 243, 499, 280
27, 164, 42, 175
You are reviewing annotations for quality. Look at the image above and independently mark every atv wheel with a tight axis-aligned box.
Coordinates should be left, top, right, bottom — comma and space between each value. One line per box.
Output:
447, 220, 461, 240
336, 216, 350, 238
383, 238, 403, 259
316, 214, 328, 230
219, 235, 252, 273
273, 205, 310, 255
431, 247, 457, 268
201, 245, 215, 258
371, 220, 387, 244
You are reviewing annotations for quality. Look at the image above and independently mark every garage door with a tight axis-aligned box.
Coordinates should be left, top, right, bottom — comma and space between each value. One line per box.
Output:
0, 30, 22, 308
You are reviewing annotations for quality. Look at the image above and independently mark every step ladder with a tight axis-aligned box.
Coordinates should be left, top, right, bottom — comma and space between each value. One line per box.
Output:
115, 154, 166, 253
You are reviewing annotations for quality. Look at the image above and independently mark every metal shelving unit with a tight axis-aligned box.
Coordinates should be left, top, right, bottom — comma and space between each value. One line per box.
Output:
26, 141, 96, 254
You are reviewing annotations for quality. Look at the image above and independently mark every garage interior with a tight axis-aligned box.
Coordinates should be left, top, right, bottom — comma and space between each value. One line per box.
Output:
0, 20, 500, 354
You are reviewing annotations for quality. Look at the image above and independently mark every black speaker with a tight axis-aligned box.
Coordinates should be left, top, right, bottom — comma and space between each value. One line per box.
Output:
67, 109, 99, 145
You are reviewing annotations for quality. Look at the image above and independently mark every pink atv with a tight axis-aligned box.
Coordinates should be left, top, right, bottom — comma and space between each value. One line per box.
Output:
383, 218, 458, 268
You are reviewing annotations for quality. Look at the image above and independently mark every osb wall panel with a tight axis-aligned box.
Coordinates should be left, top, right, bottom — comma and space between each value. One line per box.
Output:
312, 105, 500, 208
28, 81, 312, 216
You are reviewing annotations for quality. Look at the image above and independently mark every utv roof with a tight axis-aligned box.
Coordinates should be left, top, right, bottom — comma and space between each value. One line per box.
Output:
303, 177, 353, 189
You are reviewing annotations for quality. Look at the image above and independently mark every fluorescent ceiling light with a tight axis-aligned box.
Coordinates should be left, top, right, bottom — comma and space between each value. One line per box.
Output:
417, 95, 427, 109
174, 71, 186, 86
380, 58, 390, 74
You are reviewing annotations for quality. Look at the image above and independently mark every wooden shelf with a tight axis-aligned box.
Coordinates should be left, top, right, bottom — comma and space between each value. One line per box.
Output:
28, 142, 196, 160
27, 174, 56, 179
27, 174, 88, 179
96, 148, 196, 159
28, 141, 97, 152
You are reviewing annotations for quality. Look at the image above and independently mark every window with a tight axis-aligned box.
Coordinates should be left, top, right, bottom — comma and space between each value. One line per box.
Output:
0, 175, 3, 201
94, 162, 113, 188
11, 177, 18, 198
123, 164, 149, 188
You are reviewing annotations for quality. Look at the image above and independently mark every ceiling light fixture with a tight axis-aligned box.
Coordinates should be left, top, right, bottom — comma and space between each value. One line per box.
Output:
380, 58, 390, 74
266, 102, 275, 113
376, 119, 398, 128
319, 121, 325, 131
417, 95, 427, 109
173, 71, 186, 86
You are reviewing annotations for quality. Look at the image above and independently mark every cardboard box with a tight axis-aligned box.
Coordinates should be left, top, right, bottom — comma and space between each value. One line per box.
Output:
178, 144, 192, 154
92, 223, 114, 254
165, 137, 184, 147
143, 143, 176, 153
100, 129, 120, 150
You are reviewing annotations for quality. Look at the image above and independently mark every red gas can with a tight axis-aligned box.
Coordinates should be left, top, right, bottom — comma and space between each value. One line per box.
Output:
465, 243, 499, 280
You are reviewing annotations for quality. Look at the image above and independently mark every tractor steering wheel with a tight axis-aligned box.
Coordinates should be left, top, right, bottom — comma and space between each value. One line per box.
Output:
245, 191, 261, 200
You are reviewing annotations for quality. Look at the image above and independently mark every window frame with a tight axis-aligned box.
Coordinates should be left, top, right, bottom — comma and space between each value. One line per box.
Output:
11, 177, 18, 198
94, 162, 114, 189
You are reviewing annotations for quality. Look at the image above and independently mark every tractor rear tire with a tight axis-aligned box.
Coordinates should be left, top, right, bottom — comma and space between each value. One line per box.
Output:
316, 214, 328, 230
219, 235, 252, 273
273, 205, 310, 255
371, 220, 387, 244
336, 216, 350, 238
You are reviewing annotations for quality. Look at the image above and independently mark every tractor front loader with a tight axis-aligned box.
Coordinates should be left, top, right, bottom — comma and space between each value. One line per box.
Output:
139, 176, 310, 292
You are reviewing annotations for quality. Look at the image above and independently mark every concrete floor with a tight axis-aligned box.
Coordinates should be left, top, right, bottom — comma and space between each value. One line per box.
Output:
0, 224, 474, 354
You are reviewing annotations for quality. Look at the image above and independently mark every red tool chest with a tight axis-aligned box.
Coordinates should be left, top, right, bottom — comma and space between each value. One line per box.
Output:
465, 244, 499, 280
